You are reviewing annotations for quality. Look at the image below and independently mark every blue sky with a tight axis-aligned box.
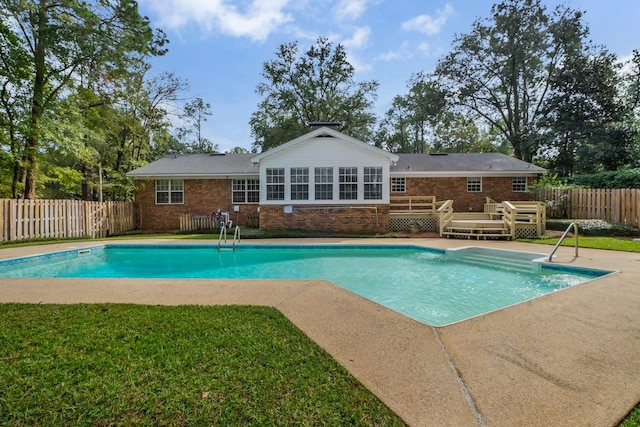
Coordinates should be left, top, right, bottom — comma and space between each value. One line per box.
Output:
137, 0, 639, 152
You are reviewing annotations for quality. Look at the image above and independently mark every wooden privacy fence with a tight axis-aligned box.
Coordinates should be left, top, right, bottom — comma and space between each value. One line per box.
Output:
0, 199, 135, 242
541, 188, 640, 228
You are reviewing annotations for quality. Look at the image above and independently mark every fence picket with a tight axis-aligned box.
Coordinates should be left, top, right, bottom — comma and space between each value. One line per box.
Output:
541, 188, 640, 229
0, 199, 135, 242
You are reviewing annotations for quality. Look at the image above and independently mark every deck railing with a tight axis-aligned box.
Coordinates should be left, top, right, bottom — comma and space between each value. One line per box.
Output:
389, 196, 438, 213
437, 200, 454, 236
503, 201, 546, 238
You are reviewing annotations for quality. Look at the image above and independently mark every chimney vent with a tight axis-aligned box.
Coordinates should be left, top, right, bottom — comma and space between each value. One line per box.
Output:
308, 121, 342, 131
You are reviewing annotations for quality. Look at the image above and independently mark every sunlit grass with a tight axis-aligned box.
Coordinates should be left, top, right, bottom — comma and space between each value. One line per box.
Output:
0, 304, 405, 426
520, 235, 640, 252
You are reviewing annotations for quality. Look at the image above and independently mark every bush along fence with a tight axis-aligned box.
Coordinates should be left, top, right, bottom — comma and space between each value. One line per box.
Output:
541, 188, 639, 229
0, 199, 135, 242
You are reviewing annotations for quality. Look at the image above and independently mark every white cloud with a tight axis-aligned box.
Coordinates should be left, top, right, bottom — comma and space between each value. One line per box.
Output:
143, 0, 293, 42
378, 41, 413, 62
417, 42, 431, 56
401, 3, 454, 36
333, 0, 368, 21
342, 26, 371, 49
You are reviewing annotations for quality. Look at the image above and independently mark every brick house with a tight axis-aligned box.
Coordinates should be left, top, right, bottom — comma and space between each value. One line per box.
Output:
127, 126, 545, 232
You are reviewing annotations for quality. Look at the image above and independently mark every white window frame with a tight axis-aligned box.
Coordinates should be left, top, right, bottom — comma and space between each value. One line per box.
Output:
364, 167, 383, 200
156, 179, 184, 204
467, 177, 482, 193
314, 167, 334, 200
391, 177, 406, 193
339, 167, 358, 200
512, 177, 528, 192
266, 168, 285, 201
232, 179, 260, 203
290, 167, 309, 200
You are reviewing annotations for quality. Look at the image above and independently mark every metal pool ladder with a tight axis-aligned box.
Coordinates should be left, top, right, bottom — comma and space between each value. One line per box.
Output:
548, 222, 578, 261
218, 225, 240, 251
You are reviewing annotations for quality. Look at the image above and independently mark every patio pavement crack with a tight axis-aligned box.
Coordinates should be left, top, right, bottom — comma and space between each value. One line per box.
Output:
432, 326, 486, 427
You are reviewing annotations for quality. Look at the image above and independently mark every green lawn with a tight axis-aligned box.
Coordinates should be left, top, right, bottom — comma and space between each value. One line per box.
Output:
520, 235, 640, 252
0, 304, 405, 426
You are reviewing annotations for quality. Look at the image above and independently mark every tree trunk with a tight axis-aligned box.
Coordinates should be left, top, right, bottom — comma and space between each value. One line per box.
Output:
23, 0, 48, 199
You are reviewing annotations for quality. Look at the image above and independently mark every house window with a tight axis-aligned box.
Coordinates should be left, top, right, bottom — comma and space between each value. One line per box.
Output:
314, 167, 333, 200
266, 168, 285, 200
391, 177, 406, 193
232, 179, 260, 203
339, 167, 358, 200
364, 167, 383, 200
467, 177, 482, 192
290, 167, 309, 200
512, 177, 528, 192
156, 179, 183, 204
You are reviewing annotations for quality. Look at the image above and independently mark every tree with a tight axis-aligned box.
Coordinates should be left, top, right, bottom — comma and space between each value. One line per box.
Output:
0, 0, 167, 198
434, 0, 587, 163
538, 50, 635, 176
378, 73, 446, 153
176, 97, 217, 153
250, 37, 378, 151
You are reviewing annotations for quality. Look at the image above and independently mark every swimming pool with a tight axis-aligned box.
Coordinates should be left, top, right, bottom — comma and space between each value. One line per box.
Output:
0, 244, 613, 326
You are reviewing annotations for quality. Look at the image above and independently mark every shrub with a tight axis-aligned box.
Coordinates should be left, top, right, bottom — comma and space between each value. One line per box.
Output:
546, 219, 640, 236
567, 169, 640, 189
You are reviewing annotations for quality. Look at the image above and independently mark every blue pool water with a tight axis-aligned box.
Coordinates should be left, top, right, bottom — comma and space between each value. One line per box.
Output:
0, 244, 612, 326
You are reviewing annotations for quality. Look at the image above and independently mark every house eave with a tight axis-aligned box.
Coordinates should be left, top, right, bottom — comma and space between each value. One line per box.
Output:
127, 173, 259, 180
390, 171, 545, 178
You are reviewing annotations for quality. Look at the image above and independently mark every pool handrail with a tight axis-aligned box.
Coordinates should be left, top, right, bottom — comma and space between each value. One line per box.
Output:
548, 222, 578, 262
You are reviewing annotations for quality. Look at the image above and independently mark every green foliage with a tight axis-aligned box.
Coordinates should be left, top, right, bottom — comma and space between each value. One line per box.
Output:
539, 49, 635, 176
434, 0, 590, 163
175, 97, 218, 153
546, 219, 640, 237
378, 72, 447, 153
0, 304, 404, 426
250, 37, 378, 151
0, 0, 167, 198
619, 404, 640, 427
567, 169, 640, 188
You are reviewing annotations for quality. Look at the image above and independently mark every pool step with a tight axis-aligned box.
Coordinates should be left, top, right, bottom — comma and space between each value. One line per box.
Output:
445, 247, 546, 274
448, 253, 540, 274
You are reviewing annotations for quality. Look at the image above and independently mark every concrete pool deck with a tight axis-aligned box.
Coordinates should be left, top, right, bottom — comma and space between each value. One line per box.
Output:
0, 238, 638, 426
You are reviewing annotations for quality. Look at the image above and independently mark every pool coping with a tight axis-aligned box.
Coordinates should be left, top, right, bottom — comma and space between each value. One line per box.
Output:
0, 238, 638, 426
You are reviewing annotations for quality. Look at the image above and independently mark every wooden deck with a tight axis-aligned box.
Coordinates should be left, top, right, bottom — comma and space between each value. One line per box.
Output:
389, 197, 547, 239
442, 218, 511, 239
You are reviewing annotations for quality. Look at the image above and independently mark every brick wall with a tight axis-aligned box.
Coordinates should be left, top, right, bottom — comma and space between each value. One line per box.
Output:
259, 204, 389, 233
134, 179, 259, 231
403, 177, 536, 212
134, 176, 536, 231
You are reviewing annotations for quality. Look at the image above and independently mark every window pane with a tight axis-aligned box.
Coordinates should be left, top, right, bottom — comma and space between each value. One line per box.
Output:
339, 167, 358, 200
170, 192, 184, 204
156, 180, 169, 191
315, 167, 333, 200
170, 180, 183, 191
512, 177, 527, 192
315, 184, 333, 200
467, 177, 482, 192
364, 167, 382, 200
391, 177, 406, 193
290, 168, 309, 200
156, 192, 169, 204
266, 169, 285, 200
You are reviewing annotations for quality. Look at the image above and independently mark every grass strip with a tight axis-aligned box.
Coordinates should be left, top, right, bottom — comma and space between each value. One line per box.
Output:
520, 236, 640, 252
0, 304, 405, 426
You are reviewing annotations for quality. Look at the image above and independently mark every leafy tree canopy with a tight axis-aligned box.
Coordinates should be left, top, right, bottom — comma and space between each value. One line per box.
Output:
250, 37, 378, 152
434, 0, 588, 163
